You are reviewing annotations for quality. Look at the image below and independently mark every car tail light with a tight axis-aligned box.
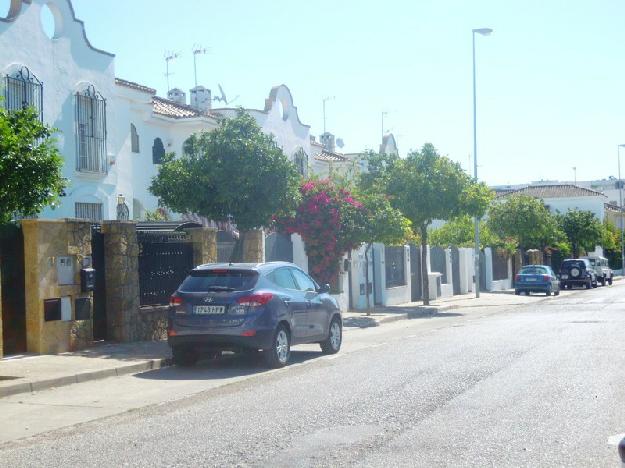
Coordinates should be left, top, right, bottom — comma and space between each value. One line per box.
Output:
230, 292, 273, 315
542, 275, 550, 281
237, 292, 273, 307
169, 295, 185, 314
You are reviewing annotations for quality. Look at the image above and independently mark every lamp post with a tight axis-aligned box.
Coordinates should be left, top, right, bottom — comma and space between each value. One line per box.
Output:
618, 144, 625, 273
472, 27, 493, 298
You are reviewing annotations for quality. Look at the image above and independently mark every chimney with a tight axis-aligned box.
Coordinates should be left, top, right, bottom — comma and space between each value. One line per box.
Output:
320, 132, 335, 153
190, 86, 211, 112
167, 88, 186, 105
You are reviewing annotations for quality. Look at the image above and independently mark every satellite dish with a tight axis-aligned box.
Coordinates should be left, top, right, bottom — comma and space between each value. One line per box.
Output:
336, 138, 344, 149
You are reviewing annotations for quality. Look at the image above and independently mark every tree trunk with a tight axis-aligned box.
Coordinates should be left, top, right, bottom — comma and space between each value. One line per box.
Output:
420, 224, 430, 306
364, 242, 373, 316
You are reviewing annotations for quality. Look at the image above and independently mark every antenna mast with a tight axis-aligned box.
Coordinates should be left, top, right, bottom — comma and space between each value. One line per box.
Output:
322, 96, 335, 134
164, 51, 180, 93
192, 45, 210, 88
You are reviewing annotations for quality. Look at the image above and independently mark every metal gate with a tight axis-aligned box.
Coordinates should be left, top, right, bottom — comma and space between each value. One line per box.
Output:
430, 246, 447, 283
137, 230, 194, 306
91, 224, 107, 340
451, 247, 461, 295
410, 244, 422, 301
0, 224, 26, 354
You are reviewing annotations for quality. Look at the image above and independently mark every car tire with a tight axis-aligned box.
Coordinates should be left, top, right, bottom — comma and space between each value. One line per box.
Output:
264, 324, 290, 369
554, 289, 560, 296
600, 276, 606, 286
320, 317, 342, 355
172, 346, 198, 367
608, 276, 613, 285
546, 288, 552, 296
592, 279, 598, 288
515, 290, 520, 295
585, 279, 592, 289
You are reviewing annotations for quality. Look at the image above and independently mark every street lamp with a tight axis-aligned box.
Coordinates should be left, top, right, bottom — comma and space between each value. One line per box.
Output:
472, 27, 493, 299
618, 144, 625, 274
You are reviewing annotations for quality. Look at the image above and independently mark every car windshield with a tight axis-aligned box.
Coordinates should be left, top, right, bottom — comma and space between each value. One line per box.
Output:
587, 258, 597, 265
520, 266, 548, 275
179, 270, 259, 292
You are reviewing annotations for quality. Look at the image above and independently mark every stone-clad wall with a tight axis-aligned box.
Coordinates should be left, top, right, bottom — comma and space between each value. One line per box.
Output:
102, 221, 140, 342
186, 227, 217, 266
21, 219, 93, 354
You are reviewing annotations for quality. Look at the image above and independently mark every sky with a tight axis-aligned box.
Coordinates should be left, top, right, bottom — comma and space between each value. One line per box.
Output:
40, 0, 625, 185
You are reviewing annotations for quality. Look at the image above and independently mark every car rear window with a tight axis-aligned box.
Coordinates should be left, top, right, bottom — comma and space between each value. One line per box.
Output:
562, 261, 584, 269
179, 270, 259, 292
520, 266, 548, 275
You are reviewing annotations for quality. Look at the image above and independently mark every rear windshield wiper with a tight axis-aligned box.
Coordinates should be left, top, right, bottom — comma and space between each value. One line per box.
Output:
205, 286, 237, 291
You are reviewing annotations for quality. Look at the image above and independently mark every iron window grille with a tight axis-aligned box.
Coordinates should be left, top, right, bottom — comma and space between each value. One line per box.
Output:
75, 202, 103, 222
2, 67, 43, 120
293, 148, 308, 177
75, 86, 107, 173
152, 137, 165, 164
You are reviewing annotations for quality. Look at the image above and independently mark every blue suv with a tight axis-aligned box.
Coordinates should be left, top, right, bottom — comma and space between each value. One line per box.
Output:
168, 262, 342, 368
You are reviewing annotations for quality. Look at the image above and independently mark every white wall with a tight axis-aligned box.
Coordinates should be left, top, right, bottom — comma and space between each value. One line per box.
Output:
373, 243, 411, 306
544, 196, 606, 221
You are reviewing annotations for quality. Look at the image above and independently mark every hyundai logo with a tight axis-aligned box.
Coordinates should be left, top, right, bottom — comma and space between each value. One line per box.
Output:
203, 297, 215, 303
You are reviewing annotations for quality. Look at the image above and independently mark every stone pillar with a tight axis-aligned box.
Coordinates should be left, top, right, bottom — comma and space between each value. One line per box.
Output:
102, 221, 140, 342
527, 249, 543, 265
21, 219, 93, 354
185, 227, 217, 266
242, 229, 265, 263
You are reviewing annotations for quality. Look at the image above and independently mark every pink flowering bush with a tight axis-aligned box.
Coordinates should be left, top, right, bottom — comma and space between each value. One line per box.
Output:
274, 179, 367, 286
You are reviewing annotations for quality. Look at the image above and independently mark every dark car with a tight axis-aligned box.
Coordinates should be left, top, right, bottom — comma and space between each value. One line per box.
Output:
559, 258, 597, 289
514, 265, 560, 296
167, 262, 342, 368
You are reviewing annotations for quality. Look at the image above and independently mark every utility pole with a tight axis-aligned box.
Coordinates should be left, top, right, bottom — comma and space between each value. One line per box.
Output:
192, 45, 209, 88
164, 51, 180, 93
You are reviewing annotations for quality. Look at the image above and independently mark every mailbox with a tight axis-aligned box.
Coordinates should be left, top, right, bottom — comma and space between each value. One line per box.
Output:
80, 268, 96, 292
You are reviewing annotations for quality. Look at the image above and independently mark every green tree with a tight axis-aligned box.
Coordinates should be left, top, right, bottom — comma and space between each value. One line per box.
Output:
487, 195, 567, 252
557, 209, 603, 258
0, 106, 65, 223
429, 215, 499, 249
386, 143, 493, 305
150, 109, 301, 258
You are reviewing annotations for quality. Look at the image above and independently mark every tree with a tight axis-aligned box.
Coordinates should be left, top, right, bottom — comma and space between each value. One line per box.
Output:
487, 195, 567, 252
0, 105, 65, 223
557, 209, 603, 258
150, 109, 301, 257
429, 215, 500, 249
386, 143, 493, 305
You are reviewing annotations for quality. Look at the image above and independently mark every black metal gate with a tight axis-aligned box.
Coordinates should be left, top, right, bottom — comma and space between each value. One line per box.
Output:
0, 224, 26, 355
451, 247, 461, 295
430, 247, 447, 283
410, 244, 422, 301
479, 250, 487, 291
265, 232, 293, 262
91, 224, 107, 340
138, 231, 194, 306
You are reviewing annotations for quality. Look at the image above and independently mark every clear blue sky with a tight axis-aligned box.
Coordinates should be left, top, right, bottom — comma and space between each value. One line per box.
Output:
67, 0, 625, 185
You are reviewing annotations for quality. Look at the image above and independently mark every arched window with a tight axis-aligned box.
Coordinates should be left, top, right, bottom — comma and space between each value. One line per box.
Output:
2, 67, 43, 120
152, 137, 165, 164
293, 148, 308, 177
75, 85, 107, 173
130, 123, 140, 153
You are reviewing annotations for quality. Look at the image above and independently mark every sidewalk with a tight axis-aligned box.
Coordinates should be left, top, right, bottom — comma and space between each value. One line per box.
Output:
0, 341, 170, 398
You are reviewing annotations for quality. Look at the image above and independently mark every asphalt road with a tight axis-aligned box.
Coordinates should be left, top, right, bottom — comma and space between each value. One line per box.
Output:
1, 284, 625, 467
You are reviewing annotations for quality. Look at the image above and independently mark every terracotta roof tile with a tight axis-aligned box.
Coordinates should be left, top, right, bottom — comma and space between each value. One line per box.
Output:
314, 150, 348, 162
501, 184, 606, 199
152, 96, 219, 120
115, 78, 156, 95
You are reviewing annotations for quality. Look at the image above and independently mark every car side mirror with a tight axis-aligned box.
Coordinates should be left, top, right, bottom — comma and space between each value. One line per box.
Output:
319, 283, 331, 294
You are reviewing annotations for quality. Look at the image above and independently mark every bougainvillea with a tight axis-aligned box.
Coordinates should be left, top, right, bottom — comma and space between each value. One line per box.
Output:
274, 179, 368, 285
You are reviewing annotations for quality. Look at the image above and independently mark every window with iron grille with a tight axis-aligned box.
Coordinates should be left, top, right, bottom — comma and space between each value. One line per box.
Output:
385, 246, 406, 288
130, 123, 140, 153
2, 67, 43, 120
75, 86, 107, 173
293, 148, 308, 177
75, 202, 103, 222
152, 137, 165, 164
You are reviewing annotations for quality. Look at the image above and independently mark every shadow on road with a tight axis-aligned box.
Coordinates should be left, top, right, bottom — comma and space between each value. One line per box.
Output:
135, 350, 323, 381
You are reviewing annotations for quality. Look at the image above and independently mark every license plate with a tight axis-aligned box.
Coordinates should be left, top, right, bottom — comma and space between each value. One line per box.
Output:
561, 274, 568, 279
527, 278, 537, 282
194, 305, 225, 315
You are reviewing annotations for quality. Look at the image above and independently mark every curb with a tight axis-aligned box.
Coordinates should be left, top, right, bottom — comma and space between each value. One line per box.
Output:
344, 304, 456, 328
0, 357, 170, 398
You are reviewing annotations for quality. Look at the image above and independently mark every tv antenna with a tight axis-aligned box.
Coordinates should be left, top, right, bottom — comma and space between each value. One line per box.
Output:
192, 45, 210, 88
322, 96, 335, 134
213, 84, 239, 106
381, 111, 389, 139
164, 51, 181, 93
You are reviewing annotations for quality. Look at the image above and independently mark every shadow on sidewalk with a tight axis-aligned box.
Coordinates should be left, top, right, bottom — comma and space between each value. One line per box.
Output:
135, 350, 322, 381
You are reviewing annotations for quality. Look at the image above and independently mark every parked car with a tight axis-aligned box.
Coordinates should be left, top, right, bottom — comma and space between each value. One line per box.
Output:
515, 265, 560, 296
167, 262, 342, 368
582, 256, 613, 286
559, 258, 597, 289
